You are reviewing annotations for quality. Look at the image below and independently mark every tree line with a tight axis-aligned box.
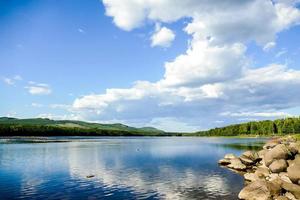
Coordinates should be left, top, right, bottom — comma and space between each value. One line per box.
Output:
194, 117, 300, 136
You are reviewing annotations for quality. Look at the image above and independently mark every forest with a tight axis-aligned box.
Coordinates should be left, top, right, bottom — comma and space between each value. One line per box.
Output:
0, 117, 171, 136
194, 117, 300, 136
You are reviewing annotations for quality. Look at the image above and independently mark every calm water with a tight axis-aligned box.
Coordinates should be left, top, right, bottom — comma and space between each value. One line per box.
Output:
0, 137, 266, 200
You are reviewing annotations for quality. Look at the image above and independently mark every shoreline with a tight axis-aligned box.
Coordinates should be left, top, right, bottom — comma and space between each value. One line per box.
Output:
219, 135, 300, 200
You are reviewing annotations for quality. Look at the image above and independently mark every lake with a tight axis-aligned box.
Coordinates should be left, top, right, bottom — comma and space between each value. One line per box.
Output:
0, 137, 267, 200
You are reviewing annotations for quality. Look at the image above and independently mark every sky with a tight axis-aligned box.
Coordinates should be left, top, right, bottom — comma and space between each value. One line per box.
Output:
1, 0, 300, 132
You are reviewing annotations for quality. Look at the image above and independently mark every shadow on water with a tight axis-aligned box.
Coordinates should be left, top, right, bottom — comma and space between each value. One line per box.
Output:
215, 142, 265, 151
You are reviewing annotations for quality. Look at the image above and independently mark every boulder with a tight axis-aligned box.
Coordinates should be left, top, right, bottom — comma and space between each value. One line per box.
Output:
238, 180, 271, 200
279, 172, 293, 183
258, 149, 267, 159
288, 142, 300, 155
281, 181, 300, 199
218, 158, 231, 165
240, 155, 255, 165
228, 158, 247, 171
284, 192, 297, 200
244, 173, 260, 182
267, 178, 282, 197
267, 173, 279, 182
224, 153, 237, 159
276, 196, 289, 200
287, 155, 300, 184
255, 166, 270, 179
264, 144, 290, 167
263, 140, 280, 150
243, 151, 260, 161
269, 159, 288, 173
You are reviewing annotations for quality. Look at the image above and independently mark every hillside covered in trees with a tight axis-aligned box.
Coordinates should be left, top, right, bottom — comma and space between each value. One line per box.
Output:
0, 117, 169, 136
194, 117, 300, 136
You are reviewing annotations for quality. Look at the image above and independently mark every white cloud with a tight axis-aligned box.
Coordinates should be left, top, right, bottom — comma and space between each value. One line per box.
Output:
275, 49, 288, 57
151, 25, 175, 47
263, 42, 276, 51
25, 82, 52, 95
31, 103, 44, 108
2, 75, 23, 85
69, 0, 300, 131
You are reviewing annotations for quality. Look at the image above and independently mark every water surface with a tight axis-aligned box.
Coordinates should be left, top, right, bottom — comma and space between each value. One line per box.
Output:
0, 137, 267, 200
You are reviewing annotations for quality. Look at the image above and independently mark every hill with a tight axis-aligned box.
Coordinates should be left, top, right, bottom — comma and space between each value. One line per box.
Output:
0, 117, 167, 136
193, 117, 300, 136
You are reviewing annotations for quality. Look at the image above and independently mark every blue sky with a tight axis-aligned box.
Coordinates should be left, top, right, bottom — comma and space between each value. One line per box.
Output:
1, 0, 300, 132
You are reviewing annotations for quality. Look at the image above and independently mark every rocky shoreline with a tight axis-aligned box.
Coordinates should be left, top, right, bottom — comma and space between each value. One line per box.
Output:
219, 137, 300, 200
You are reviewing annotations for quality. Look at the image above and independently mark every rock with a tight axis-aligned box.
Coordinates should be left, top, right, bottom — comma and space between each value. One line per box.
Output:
267, 178, 282, 197
240, 155, 255, 165
269, 159, 288, 173
238, 180, 271, 200
281, 181, 300, 199
86, 175, 95, 178
224, 153, 237, 159
255, 166, 270, 179
285, 192, 297, 200
287, 155, 300, 184
244, 173, 260, 182
264, 144, 290, 167
267, 173, 279, 182
264, 140, 280, 150
276, 196, 289, 200
259, 149, 267, 159
228, 158, 247, 171
279, 172, 293, 183
288, 142, 300, 155
218, 158, 231, 165
243, 151, 260, 161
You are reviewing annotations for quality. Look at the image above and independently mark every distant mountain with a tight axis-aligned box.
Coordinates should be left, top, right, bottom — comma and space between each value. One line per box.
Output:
0, 117, 167, 136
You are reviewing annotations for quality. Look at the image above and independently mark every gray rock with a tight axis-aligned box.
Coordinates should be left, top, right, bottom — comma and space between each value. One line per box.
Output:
228, 158, 247, 171
264, 144, 290, 167
269, 159, 288, 173
287, 155, 300, 184
238, 180, 271, 200
281, 181, 300, 199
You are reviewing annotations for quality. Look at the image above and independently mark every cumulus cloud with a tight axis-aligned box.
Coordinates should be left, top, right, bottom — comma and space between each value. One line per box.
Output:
25, 82, 52, 95
151, 25, 175, 47
70, 0, 300, 131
